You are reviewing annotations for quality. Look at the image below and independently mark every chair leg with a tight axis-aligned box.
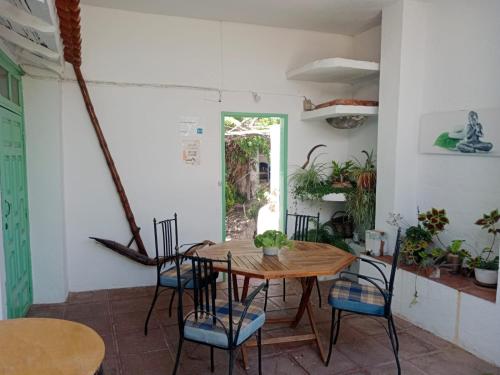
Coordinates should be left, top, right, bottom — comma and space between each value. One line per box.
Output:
210, 346, 215, 372
388, 315, 401, 375
282, 278, 286, 301
326, 309, 342, 367
257, 328, 263, 375
228, 349, 235, 375
263, 280, 269, 312
389, 315, 399, 353
172, 337, 184, 375
168, 290, 176, 318
315, 277, 322, 308
144, 284, 160, 336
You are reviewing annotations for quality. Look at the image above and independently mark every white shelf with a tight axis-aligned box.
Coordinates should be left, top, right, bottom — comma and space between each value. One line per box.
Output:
322, 193, 346, 202
287, 58, 379, 83
301, 105, 378, 121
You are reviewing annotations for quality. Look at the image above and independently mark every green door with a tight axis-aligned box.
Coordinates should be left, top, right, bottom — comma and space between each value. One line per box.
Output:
0, 106, 32, 318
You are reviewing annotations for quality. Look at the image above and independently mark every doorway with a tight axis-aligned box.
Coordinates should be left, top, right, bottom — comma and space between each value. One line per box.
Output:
221, 112, 287, 241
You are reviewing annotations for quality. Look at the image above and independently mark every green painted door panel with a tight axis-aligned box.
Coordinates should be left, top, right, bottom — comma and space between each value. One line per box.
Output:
0, 107, 32, 318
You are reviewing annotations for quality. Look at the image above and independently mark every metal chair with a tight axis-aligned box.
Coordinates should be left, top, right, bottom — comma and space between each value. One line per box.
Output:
283, 211, 322, 307
172, 252, 267, 375
144, 213, 207, 336
326, 228, 402, 374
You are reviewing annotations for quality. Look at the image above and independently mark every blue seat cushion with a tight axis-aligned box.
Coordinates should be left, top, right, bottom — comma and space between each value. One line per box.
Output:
184, 299, 265, 348
328, 279, 387, 316
159, 263, 193, 288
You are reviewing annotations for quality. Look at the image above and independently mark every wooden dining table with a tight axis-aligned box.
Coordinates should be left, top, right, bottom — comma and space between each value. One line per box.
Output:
0, 318, 105, 375
197, 240, 356, 368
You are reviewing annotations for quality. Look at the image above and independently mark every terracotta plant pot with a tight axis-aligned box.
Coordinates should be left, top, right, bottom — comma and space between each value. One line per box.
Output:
447, 253, 461, 274
474, 268, 498, 286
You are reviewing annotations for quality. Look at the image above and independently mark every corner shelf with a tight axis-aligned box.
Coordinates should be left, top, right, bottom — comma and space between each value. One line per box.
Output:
287, 58, 379, 84
322, 193, 346, 202
301, 105, 378, 121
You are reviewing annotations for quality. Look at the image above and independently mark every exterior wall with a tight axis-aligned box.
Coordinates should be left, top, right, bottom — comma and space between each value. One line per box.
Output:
375, 0, 500, 366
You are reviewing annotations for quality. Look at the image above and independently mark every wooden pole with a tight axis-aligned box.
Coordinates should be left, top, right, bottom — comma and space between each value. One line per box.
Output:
73, 66, 148, 256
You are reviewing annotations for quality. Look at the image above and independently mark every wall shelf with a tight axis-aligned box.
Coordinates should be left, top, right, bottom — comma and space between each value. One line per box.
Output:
301, 105, 378, 121
322, 193, 346, 202
287, 57, 379, 83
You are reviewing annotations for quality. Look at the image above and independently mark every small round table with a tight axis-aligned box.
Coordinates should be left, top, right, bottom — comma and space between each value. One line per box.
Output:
197, 240, 356, 368
0, 318, 105, 375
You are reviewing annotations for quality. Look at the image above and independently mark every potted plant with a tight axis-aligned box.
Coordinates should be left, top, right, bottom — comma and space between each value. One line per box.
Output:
330, 160, 353, 188
289, 157, 329, 201
467, 209, 499, 286
254, 230, 293, 256
345, 150, 376, 241
400, 225, 432, 265
446, 240, 469, 274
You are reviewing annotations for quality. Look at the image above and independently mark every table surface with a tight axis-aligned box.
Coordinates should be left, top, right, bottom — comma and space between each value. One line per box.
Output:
0, 318, 105, 375
197, 240, 356, 279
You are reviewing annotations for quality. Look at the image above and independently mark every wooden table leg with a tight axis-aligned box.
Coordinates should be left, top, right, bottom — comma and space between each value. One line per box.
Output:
241, 342, 249, 370
292, 277, 315, 328
240, 276, 250, 303
232, 274, 239, 302
305, 297, 327, 362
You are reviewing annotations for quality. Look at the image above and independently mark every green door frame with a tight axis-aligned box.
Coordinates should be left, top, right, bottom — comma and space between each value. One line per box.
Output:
0, 48, 32, 318
220, 112, 288, 241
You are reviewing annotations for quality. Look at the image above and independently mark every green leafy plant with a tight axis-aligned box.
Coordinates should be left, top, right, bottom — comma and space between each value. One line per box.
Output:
345, 188, 376, 237
254, 230, 293, 249
351, 150, 376, 191
289, 157, 329, 201
301, 223, 352, 253
447, 240, 470, 259
401, 226, 432, 265
418, 208, 449, 236
466, 209, 500, 271
330, 160, 353, 188
434, 132, 460, 151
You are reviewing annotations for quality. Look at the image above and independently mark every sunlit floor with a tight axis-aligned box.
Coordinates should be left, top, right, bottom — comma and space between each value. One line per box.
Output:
28, 279, 500, 375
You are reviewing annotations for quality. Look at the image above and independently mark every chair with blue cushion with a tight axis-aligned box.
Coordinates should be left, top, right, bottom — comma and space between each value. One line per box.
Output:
172, 252, 267, 375
144, 214, 212, 336
326, 228, 402, 374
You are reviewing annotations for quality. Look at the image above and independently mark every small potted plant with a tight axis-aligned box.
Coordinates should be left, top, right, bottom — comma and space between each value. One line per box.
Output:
446, 240, 470, 274
330, 160, 353, 188
467, 209, 499, 286
254, 230, 293, 256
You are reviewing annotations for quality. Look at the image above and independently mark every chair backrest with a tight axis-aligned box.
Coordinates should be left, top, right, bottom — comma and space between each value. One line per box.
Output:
387, 227, 402, 306
285, 210, 320, 242
153, 213, 179, 270
175, 252, 236, 346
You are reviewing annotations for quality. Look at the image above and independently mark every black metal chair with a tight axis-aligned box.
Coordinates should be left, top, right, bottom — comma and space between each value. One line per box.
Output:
172, 252, 267, 375
144, 213, 207, 336
283, 211, 323, 307
326, 228, 402, 374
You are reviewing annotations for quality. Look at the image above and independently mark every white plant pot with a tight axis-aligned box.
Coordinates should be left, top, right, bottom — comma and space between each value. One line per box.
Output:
474, 268, 498, 286
262, 247, 279, 256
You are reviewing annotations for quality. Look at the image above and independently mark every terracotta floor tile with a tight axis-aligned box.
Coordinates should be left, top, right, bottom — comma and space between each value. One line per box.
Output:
120, 350, 173, 375
67, 289, 109, 304
366, 359, 426, 375
116, 327, 168, 355
409, 347, 500, 375
27, 304, 66, 318
109, 286, 155, 301
336, 336, 396, 368
64, 301, 110, 319
115, 309, 158, 333
372, 331, 437, 360
65, 313, 113, 335
290, 345, 360, 374
101, 355, 120, 375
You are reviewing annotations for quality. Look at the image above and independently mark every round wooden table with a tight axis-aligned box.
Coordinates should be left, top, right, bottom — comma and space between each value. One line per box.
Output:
197, 240, 356, 367
0, 318, 105, 375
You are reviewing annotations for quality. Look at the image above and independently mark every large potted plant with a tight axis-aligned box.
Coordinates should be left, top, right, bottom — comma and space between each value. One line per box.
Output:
467, 209, 499, 286
254, 230, 293, 256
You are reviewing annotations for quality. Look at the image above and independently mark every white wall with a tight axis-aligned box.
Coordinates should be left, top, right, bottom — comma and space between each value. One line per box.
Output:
19, 5, 383, 294
24, 77, 68, 303
375, 0, 500, 366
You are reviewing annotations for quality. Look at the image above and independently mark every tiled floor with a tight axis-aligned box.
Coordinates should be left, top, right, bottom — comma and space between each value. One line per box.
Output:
28, 279, 500, 375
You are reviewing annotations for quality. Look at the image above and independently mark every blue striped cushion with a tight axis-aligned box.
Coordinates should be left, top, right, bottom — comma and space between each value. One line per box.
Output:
184, 299, 265, 347
160, 263, 193, 288
328, 279, 387, 316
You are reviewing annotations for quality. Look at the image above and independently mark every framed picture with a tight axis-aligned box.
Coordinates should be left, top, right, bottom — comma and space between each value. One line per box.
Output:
419, 108, 500, 157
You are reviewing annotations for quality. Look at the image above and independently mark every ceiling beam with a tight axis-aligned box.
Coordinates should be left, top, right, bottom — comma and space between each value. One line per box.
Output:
0, 26, 60, 61
0, 0, 56, 33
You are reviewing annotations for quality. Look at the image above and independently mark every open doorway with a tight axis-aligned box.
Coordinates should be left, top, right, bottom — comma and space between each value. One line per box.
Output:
221, 113, 287, 241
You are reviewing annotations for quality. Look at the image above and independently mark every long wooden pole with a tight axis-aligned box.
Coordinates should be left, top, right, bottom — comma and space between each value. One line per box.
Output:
73, 66, 148, 256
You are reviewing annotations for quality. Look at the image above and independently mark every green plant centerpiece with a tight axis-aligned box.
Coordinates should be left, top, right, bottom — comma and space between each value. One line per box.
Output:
254, 230, 293, 256
330, 160, 353, 188
466, 209, 499, 286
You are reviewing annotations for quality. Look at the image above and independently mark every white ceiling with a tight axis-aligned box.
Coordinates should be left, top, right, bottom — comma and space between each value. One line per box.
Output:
80, 0, 396, 36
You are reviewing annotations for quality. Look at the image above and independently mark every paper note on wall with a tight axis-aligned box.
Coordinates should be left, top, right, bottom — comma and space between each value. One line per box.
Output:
178, 116, 203, 136
182, 140, 201, 166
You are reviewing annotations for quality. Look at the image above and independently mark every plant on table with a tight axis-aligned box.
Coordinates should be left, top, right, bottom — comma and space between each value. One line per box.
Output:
330, 160, 354, 188
254, 230, 293, 256
466, 209, 500, 286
